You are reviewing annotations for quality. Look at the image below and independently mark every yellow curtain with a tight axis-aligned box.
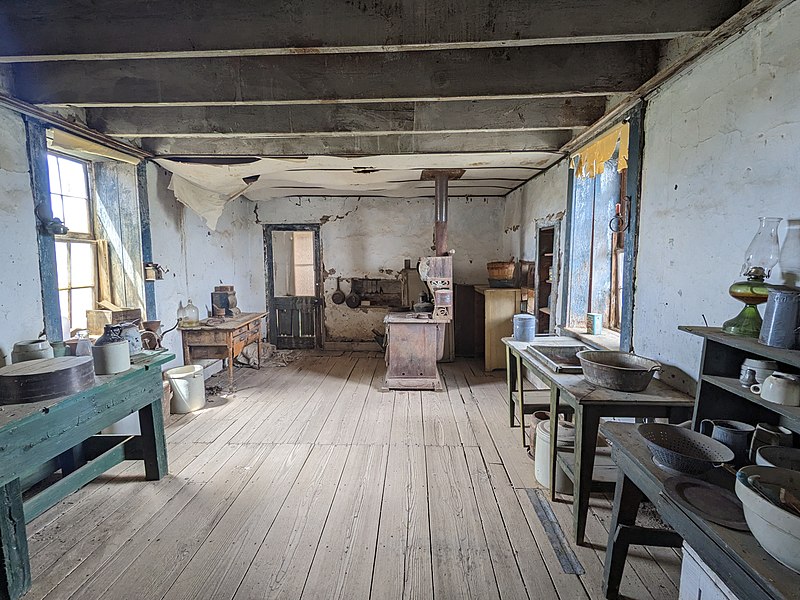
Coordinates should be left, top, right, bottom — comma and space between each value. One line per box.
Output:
570, 121, 630, 179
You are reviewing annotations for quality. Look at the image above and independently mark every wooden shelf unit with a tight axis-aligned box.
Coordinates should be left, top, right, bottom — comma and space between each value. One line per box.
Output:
681, 326, 800, 436
535, 225, 556, 334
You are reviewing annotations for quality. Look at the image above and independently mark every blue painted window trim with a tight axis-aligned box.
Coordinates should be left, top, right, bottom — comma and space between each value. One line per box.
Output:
137, 163, 157, 320
25, 119, 63, 341
560, 102, 644, 352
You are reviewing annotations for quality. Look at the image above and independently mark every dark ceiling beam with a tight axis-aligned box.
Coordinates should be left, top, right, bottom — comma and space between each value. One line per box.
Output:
85, 98, 606, 137
0, 0, 741, 62
137, 131, 573, 157
13, 43, 657, 107
561, 0, 793, 152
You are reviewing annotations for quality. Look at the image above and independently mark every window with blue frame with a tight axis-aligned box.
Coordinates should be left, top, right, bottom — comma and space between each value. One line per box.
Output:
47, 153, 97, 333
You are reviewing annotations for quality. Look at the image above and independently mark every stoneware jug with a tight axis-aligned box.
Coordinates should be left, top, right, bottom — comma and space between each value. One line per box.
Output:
700, 419, 755, 466
119, 322, 143, 355
751, 372, 800, 406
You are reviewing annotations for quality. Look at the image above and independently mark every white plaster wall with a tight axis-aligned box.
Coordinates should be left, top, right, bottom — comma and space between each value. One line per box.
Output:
147, 163, 265, 367
502, 160, 570, 320
634, 2, 800, 389
0, 106, 44, 365
256, 195, 505, 341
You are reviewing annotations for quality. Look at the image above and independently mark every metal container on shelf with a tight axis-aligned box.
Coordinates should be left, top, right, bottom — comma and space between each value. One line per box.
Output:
759, 288, 800, 349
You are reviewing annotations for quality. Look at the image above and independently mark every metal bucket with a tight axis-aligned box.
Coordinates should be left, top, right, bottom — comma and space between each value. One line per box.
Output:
513, 314, 537, 342
759, 289, 800, 349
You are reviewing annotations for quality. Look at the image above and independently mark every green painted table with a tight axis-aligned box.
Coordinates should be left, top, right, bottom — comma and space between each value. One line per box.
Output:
0, 351, 174, 600
502, 337, 694, 545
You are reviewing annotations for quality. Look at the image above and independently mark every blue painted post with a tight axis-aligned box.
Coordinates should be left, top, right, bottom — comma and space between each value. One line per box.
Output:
136, 162, 157, 320
559, 168, 576, 329
24, 119, 63, 341
620, 103, 644, 353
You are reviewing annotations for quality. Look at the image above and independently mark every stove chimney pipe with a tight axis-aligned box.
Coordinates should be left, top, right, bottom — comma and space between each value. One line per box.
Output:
434, 173, 449, 256
421, 168, 465, 257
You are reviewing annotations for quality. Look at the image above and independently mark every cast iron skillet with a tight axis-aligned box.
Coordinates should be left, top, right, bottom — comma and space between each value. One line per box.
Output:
345, 281, 361, 308
331, 277, 345, 305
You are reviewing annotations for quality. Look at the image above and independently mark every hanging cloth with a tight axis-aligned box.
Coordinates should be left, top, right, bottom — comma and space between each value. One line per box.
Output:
570, 122, 630, 179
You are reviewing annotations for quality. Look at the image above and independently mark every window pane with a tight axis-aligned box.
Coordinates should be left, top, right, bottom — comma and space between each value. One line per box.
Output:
62, 195, 91, 233
47, 154, 61, 194
50, 193, 65, 223
70, 242, 95, 288
57, 156, 88, 198
70, 288, 94, 331
59, 290, 70, 327
293, 265, 316, 296
55, 241, 69, 289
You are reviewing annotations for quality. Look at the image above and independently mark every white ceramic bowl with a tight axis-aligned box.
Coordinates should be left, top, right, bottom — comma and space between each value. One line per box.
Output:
735, 466, 800, 573
756, 446, 800, 471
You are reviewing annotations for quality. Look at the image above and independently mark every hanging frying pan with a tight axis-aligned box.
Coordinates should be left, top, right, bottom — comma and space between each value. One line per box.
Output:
331, 277, 345, 305
345, 280, 362, 308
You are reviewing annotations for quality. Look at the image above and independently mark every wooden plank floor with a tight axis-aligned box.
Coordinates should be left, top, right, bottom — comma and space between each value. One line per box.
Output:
24, 353, 681, 600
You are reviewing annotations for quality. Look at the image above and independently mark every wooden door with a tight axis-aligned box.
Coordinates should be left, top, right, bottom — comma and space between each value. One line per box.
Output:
264, 225, 322, 349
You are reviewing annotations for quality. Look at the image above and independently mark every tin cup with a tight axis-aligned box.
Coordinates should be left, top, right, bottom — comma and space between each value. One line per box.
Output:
587, 313, 603, 335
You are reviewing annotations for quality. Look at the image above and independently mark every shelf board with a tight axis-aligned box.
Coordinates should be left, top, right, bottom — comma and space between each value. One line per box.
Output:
539, 307, 551, 315
681, 326, 800, 369
545, 280, 553, 284
543, 252, 554, 257
702, 374, 800, 430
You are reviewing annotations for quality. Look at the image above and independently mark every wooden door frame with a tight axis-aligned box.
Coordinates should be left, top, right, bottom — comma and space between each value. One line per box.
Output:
263, 224, 323, 348
534, 219, 561, 334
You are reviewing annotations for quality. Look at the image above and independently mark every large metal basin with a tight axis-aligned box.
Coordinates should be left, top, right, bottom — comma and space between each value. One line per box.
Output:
576, 350, 662, 392
526, 343, 590, 374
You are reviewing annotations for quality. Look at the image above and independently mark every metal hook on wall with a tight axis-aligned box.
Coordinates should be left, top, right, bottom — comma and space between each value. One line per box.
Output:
609, 196, 631, 233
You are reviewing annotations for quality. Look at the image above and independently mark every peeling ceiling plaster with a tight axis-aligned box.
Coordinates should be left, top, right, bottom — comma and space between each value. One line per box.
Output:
155, 152, 562, 228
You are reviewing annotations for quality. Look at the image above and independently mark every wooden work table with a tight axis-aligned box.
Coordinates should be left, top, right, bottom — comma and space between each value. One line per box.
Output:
180, 312, 266, 389
502, 336, 694, 545
0, 351, 173, 600
601, 421, 800, 600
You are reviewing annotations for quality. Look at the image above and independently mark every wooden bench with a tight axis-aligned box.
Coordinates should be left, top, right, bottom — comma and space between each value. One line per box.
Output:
0, 351, 173, 600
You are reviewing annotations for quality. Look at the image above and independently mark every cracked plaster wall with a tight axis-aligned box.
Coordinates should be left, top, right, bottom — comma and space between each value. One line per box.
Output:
633, 2, 800, 390
148, 163, 265, 368
256, 195, 504, 343
0, 106, 44, 365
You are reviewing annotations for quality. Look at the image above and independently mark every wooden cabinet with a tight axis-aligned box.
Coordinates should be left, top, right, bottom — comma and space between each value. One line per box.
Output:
682, 326, 800, 435
475, 286, 521, 371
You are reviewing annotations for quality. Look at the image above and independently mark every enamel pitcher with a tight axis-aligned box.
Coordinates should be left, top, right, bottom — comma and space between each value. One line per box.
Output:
700, 419, 755, 466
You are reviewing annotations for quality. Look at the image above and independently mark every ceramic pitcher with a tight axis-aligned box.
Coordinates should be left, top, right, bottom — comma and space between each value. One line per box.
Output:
700, 419, 755, 466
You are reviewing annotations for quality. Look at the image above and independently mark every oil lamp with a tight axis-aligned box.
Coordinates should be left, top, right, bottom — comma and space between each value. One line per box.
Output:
722, 217, 782, 337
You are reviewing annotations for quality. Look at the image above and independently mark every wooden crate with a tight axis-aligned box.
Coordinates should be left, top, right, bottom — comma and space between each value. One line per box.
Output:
87, 307, 142, 335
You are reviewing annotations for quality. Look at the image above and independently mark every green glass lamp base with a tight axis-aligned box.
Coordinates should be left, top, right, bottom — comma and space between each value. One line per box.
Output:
722, 304, 763, 338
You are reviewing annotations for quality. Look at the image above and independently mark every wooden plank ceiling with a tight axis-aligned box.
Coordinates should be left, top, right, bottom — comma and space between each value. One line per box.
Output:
1, 0, 745, 196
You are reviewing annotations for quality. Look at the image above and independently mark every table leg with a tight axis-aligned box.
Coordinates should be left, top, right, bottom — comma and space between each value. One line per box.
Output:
506, 346, 515, 428
0, 479, 30, 600
182, 335, 191, 366
228, 333, 235, 391
516, 355, 526, 447
257, 327, 262, 370
574, 405, 600, 546
603, 472, 645, 599
548, 386, 559, 501
138, 398, 168, 481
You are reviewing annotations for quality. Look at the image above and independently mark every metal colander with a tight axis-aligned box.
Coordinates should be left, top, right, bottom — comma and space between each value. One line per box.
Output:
638, 423, 735, 476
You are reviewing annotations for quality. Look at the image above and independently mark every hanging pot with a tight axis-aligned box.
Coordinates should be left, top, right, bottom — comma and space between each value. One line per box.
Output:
331, 277, 345, 305
345, 281, 361, 308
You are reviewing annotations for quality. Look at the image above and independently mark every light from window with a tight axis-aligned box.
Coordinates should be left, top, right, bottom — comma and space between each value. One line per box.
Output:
48, 153, 96, 334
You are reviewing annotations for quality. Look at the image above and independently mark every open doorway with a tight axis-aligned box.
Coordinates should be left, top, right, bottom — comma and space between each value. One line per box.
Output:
264, 225, 322, 349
